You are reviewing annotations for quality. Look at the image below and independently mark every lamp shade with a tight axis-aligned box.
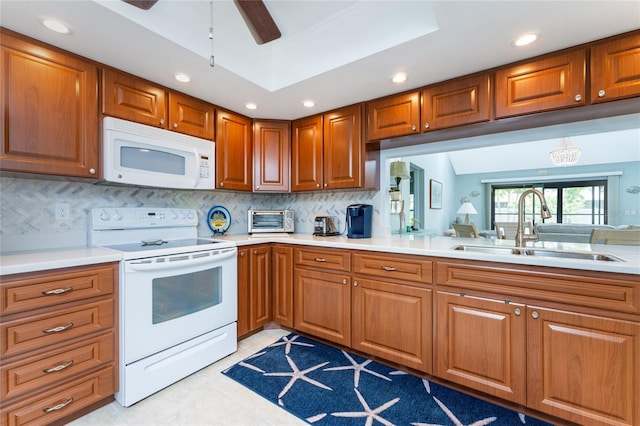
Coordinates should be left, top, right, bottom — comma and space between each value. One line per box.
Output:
390, 161, 410, 178
457, 202, 477, 215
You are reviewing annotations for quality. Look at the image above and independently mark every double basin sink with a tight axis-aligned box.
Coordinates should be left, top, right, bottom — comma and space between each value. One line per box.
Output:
452, 245, 623, 262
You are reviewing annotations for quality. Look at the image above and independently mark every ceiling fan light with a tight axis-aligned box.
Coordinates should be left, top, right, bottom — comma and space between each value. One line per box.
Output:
550, 137, 581, 166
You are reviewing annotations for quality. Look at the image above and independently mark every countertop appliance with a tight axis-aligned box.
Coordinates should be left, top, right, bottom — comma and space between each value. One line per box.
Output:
313, 216, 340, 236
102, 117, 215, 190
90, 207, 237, 407
347, 204, 373, 239
248, 209, 294, 234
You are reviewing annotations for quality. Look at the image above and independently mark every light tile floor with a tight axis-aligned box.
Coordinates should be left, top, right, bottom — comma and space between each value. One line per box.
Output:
69, 329, 306, 426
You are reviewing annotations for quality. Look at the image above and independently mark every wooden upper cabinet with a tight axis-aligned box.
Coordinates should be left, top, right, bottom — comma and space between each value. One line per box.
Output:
323, 104, 363, 190
102, 68, 214, 139
0, 31, 99, 178
253, 120, 290, 192
291, 114, 323, 191
216, 109, 252, 191
421, 74, 491, 131
101, 68, 166, 128
366, 92, 420, 141
494, 49, 586, 118
168, 93, 214, 139
590, 32, 640, 104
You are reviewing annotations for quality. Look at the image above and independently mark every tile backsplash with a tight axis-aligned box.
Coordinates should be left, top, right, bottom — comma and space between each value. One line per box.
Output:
0, 177, 381, 252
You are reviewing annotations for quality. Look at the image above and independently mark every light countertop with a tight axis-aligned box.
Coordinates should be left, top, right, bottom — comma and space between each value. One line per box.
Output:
1, 234, 638, 276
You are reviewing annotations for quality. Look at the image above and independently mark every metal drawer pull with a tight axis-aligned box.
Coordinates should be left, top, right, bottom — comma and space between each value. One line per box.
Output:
382, 266, 397, 271
43, 360, 74, 373
42, 287, 73, 296
43, 397, 74, 413
42, 322, 74, 334
314, 257, 326, 262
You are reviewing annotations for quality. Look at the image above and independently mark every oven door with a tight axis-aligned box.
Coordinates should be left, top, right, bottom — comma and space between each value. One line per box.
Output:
121, 247, 237, 364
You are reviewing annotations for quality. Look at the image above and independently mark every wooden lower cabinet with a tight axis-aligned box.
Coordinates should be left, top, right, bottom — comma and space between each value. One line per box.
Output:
527, 306, 640, 426
435, 291, 526, 404
294, 268, 351, 346
237, 245, 272, 337
352, 278, 432, 373
272, 245, 293, 327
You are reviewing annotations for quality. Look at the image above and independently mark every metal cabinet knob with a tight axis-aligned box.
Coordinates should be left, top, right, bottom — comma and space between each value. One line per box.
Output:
239, 252, 245, 257
89, 168, 96, 175
514, 308, 521, 316
411, 125, 417, 131
220, 182, 224, 187
173, 123, 178, 128
353, 280, 358, 287
316, 183, 320, 188
324, 183, 328, 187
160, 119, 165, 125
598, 89, 606, 98
574, 94, 582, 102
256, 185, 260, 190
342, 279, 347, 285
531, 311, 539, 319
424, 123, 429, 129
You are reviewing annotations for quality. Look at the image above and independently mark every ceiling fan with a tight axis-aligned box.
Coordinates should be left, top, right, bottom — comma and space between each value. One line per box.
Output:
122, 0, 281, 44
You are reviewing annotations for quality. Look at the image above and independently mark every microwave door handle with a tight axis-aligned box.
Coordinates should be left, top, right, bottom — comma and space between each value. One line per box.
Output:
192, 149, 200, 187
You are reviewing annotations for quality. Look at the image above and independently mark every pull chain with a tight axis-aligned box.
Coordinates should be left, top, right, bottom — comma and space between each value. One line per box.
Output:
209, 0, 214, 67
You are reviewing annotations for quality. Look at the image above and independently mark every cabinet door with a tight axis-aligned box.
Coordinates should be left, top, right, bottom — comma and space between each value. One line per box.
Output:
236, 248, 250, 337
291, 115, 323, 191
249, 246, 271, 330
272, 245, 293, 327
253, 120, 290, 192
421, 74, 491, 131
101, 68, 166, 128
0, 32, 99, 178
352, 278, 432, 373
590, 32, 640, 104
323, 105, 363, 190
366, 92, 420, 141
215, 110, 252, 191
168, 93, 214, 140
435, 291, 526, 405
527, 306, 640, 426
294, 268, 351, 346
494, 50, 586, 118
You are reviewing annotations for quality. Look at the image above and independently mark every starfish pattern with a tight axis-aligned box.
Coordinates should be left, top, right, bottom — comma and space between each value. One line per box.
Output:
324, 350, 391, 387
411, 396, 497, 426
268, 334, 315, 354
264, 354, 332, 400
331, 387, 399, 426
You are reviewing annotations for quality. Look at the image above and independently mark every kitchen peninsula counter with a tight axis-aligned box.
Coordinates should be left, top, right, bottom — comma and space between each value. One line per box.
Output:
223, 233, 640, 275
1, 234, 638, 276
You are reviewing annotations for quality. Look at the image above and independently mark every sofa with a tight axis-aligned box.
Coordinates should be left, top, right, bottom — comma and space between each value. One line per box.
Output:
535, 223, 638, 243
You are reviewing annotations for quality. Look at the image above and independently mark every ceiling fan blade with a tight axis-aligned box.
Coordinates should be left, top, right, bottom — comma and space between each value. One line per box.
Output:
234, 0, 281, 45
122, 0, 158, 10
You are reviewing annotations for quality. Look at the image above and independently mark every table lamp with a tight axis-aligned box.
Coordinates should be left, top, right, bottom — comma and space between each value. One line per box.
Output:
457, 201, 477, 224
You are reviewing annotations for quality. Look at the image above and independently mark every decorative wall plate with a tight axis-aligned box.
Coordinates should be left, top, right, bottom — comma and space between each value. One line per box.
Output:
207, 206, 231, 234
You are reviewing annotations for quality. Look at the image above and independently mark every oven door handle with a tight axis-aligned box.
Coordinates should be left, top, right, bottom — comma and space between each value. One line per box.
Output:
125, 248, 236, 272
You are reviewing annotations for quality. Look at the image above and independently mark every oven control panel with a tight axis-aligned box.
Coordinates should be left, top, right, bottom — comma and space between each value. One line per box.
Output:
91, 208, 198, 230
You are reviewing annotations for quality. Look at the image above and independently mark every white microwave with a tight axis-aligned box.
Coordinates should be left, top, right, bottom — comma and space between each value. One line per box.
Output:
103, 117, 215, 190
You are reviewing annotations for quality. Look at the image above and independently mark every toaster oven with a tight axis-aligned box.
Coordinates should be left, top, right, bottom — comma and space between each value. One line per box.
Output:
248, 210, 295, 234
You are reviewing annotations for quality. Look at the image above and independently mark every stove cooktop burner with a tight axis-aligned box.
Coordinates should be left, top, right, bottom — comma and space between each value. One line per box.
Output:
104, 238, 223, 253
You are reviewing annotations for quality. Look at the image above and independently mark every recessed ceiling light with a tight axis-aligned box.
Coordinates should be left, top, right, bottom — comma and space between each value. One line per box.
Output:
245, 102, 258, 110
514, 33, 538, 47
174, 73, 191, 83
392, 72, 407, 84
42, 19, 70, 34
302, 100, 315, 108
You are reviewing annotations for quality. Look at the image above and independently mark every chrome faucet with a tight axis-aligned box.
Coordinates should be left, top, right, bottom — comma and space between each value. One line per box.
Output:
515, 189, 552, 247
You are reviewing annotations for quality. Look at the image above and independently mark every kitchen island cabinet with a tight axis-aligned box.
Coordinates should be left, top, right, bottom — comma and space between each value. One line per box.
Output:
0, 262, 118, 426
0, 30, 99, 179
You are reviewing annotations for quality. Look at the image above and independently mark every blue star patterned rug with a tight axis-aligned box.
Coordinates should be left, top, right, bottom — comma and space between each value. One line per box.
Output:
223, 333, 552, 426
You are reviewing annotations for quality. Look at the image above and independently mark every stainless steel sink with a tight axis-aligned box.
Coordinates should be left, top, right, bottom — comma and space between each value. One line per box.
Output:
451, 245, 624, 262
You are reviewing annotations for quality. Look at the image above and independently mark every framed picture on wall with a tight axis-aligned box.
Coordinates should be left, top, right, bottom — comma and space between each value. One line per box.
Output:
430, 179, 442, 209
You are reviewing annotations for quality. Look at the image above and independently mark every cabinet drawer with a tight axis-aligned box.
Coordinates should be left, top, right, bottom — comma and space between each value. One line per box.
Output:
294, 247, 351, 272
0, 365, 114, 426
352, 252, 432, 284
1, 264, 116, 316
1, 333, 113, 401
1, 299, 114, 359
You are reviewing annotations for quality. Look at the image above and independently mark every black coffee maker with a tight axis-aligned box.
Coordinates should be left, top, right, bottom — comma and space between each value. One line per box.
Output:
346, 204, 373, 239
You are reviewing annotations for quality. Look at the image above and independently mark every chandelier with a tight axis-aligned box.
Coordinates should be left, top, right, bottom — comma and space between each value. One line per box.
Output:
550, 137, 581, 166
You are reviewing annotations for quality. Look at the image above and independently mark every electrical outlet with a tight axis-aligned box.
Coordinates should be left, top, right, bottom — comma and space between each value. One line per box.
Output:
55, 203, 70, 221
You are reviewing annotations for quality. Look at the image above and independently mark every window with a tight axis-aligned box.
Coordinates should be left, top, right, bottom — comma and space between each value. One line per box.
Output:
491, 179, 607, 228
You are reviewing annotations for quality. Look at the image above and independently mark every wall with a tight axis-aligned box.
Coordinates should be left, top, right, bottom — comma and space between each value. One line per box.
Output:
0, 177, 379, 253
